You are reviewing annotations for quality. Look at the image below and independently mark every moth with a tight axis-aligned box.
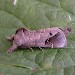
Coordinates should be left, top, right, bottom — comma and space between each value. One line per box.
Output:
6, 27, 71, 53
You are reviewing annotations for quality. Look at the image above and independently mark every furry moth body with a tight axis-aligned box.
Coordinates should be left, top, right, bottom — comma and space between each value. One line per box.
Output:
6, 27, 71, 53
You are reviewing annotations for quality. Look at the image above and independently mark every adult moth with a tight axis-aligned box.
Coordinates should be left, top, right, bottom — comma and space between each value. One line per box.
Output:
6, 27, 71, 53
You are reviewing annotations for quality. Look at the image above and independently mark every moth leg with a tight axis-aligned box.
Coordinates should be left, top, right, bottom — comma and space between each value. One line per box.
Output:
39, 47, 44, 52
6, 34, 14, 41
45, 42, 54, 48
7, 43, 17, 53
51, 43, 53, 48
29, 48, 34, 53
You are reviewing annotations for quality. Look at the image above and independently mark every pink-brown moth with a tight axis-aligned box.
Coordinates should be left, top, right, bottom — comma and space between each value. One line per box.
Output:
6, 27, 71, 53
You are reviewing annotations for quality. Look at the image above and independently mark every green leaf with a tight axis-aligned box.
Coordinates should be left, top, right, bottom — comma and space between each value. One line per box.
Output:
0, 0, 75, 75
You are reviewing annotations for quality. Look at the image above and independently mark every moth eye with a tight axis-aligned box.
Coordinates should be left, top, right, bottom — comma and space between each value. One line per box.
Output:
49, 32, 52, 36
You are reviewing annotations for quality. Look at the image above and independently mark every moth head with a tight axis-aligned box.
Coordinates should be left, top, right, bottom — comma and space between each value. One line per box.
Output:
45, 27, 67, 48
46, 27, 60, 37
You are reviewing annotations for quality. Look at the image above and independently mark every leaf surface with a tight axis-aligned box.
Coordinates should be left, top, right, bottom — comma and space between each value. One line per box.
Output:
0, 0, 75, 75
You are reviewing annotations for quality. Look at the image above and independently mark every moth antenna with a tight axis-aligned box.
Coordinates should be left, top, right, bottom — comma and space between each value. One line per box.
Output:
59, 27, 71, 35
63, 27, 71, 35
29, 48, 34, 53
